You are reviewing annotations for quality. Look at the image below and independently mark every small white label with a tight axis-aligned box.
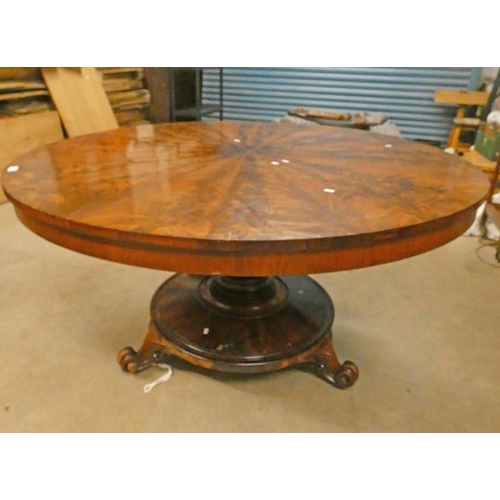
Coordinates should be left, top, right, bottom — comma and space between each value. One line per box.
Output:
6, 165, 19, 173
323, 188, 336, 193
203, 328, 210, 335
385, 144, 392, 148
271, 161, 280, 165
233, 139, 241, 143
281, 159, 290, 163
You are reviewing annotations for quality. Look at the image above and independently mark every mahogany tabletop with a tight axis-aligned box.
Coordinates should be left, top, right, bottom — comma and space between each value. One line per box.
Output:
1, 121, 489, 276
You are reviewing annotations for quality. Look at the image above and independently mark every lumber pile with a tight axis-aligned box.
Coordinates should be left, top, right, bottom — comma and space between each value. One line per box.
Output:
0, 67, 54, 117
0, 68, 64, 204
1, 67, 152, 129
97, 68, 151, 126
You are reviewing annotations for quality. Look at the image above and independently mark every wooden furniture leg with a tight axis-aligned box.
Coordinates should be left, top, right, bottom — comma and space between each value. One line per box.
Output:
118, 322, 176, 373
298, 334, 359, 389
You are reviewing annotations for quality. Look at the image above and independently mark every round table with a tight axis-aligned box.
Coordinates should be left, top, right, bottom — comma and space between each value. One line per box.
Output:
1, 121, 488, 389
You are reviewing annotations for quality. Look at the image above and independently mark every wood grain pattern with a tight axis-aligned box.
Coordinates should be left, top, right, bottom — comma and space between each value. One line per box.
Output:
2, 121, 489, 275
463, 149, 497, 174
0, 68, 42, 81
152, 274, 332, 364
41, 67, 118, 137
0, 90, 49, 101
0, 81, 46, 91
0, 111, 64, 204
118, 274, 358, 388
434, 90, 489, 106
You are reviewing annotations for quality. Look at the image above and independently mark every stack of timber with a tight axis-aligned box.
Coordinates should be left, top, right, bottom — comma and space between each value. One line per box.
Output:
97, 68, 151, 126
0, 68, 64, 204
0, 68, 53, 117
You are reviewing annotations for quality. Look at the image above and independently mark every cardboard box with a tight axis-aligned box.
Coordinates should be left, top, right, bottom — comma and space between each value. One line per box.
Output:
474, 122, 500, 161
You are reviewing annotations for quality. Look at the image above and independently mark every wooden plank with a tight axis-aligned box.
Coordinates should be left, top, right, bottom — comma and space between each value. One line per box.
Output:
0, 68, 42, 81
99, 69, 144, 83
107, 89, 149, 104
289, 108, 352, 121
98, 67, 142, 74
0, 111, 64, 204
0, 90, 49, 101
453, 117, 480, 127
42, 67, 118, 137
463, 149, 497, 174
111, 100, 150, 112
102, 78, 143, 93
434, 90, 489, 106
1, 100, 52, 115
0, 81, 46, 91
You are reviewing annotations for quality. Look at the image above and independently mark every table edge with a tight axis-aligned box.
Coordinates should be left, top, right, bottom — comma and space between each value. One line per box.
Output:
7, 192, 484, 276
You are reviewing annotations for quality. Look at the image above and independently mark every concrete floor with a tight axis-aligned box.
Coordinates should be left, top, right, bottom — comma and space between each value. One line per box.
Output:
1, 201, 499, 432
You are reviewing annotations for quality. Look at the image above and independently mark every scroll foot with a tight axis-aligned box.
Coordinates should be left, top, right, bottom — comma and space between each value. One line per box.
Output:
118, 323, 173, 374
300, 334, 359, 389
332, 360, 359, 389
117, 346, 153, 373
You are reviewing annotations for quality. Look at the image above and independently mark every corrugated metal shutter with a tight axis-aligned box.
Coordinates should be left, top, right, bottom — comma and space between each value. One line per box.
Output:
203, 67, 479, 144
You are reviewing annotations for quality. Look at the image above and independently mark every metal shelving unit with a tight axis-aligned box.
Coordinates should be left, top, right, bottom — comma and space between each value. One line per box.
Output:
170, 68, 223, 122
